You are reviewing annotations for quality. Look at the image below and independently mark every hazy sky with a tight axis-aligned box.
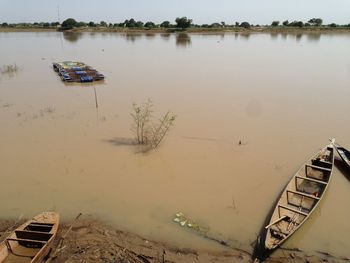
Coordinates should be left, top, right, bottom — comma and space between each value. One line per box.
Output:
0, 0, 349, 25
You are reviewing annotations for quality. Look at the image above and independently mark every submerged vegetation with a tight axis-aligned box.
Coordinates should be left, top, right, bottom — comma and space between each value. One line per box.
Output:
131, 99, 176, 150
1, 64, 18, 74
1, 64, 19, 78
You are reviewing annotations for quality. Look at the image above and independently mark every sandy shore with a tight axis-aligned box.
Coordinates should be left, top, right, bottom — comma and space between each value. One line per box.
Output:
0, 215, 346, 263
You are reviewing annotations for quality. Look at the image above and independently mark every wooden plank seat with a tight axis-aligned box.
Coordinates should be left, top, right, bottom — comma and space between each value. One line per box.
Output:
312, 158, 333, 167
25, 223, 53, 232
6, 238, 47, 244
305, 164, 332, 172
295, 175, 327, 185
15, 230, 53, 242
278, 204, 309, 217
29, 222, 54, 226
287, 189, 320, 200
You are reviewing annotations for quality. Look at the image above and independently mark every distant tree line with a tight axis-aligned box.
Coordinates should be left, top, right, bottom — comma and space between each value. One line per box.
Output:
1, 17, 349, 30
270, 18, 348, 28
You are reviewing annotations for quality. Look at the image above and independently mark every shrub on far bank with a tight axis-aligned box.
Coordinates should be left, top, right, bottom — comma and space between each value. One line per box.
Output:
288, 21, 304, 28
61, 18, 78, 29
308, 18, 323, 26
271, 21, 280, 27
144, 21, 156, 28
282, 20, 289, 26
240, 22, 251, 28
175, 17, 192, 29
160, 21, 171, 28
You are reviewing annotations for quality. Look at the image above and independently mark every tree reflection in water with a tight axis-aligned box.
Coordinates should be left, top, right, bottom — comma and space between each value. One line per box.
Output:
176, 33, 191, 47
63, 32, 83, 43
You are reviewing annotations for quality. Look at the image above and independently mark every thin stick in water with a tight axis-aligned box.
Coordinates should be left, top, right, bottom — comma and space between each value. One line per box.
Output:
93, 86, 98, 108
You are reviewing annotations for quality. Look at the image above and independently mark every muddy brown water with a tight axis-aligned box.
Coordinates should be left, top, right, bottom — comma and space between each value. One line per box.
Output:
0, 32, 350, 257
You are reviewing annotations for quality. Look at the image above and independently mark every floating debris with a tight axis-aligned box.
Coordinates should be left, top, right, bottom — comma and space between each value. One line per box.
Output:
173, 212, 210, 234
173, 212, 240, 249
53, 61, 105, 83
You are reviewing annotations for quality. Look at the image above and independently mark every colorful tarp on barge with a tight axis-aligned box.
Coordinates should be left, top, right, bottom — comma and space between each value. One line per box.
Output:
53, 61, 105, 83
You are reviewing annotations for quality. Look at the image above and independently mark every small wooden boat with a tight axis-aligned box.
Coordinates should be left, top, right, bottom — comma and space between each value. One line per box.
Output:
264, 141, 334, 251
332, 142, 350, 168
0, 212, 59, 263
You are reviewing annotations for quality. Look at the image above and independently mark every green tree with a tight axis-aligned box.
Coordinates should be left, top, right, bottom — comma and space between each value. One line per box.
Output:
136, 21, 144, 28
1, 22, 8, 27
240, 22, 251, 28
175, 17, 192, 29
210, 23, 221, 28
50, 22, 60, 27
61, 18, 78, 29
282, 20, 289, 26
76, 21, 87, 27
100, 21, 107, 27
124, 18, 137, 28
308, 18, 323, 26
271, 21, 280, 27
289, 21, 304, 27
160, 21, 171, 28
144, 21, 156, 28
88, 21, 96, 27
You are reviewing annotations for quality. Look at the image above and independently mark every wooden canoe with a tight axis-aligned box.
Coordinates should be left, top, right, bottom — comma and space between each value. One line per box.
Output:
264, 142, 334, 251
0, 212, 59, 263
332, 142, 350, 168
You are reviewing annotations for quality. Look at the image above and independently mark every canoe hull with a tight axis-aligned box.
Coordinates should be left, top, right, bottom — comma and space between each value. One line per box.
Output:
0, 212, 59, 263
264, 143, 334, 252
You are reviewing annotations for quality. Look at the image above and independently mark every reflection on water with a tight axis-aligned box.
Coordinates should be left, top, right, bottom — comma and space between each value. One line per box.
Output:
124, 32, 142, 42
268, 32, 322, 43
160, 33, 171, 41
270, 32, 278, 40
240, 33, 251, 40
176, 33, 191, 47
145, 32, 156, 39
63, 32, 83, 43
296, 33, 303, 42
306, 33, 321, 42
0, 31, 350, 257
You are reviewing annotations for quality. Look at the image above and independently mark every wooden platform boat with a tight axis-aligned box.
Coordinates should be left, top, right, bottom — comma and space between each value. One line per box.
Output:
332, 142, 350, 168
264, 141, 334, 251
0, 212, 59, 263
53, 61, 105, 83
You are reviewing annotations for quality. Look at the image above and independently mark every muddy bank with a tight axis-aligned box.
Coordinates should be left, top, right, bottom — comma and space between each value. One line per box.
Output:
0, 216, 346, 263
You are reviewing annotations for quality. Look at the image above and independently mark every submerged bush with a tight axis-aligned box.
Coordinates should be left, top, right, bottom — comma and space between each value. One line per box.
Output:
1, 64, 18, 74
130, 99, 176, 150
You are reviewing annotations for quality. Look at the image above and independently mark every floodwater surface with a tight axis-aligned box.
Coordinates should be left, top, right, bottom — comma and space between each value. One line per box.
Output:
1, 32, 350, 257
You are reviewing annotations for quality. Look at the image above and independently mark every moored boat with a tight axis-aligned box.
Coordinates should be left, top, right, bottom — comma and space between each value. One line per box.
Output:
0, 212, 59, 263
53, 61, 105, 83
264, 141, 334, 252
332, 142, 350, 168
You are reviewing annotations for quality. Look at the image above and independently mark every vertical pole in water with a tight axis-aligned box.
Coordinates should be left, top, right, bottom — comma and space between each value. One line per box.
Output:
93, 86, 98, 108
